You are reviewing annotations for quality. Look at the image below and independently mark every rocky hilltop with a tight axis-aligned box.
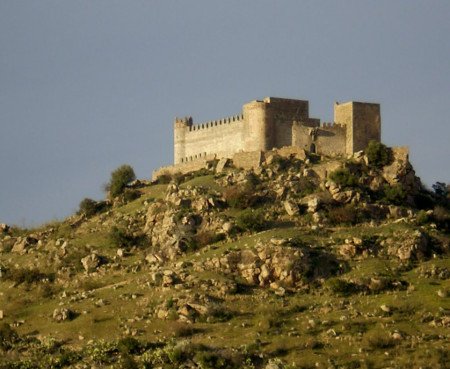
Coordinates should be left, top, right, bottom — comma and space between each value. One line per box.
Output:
0, 143, 449, 369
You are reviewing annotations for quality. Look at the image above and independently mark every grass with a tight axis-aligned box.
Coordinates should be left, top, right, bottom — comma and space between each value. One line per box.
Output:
1, 170, 449, 368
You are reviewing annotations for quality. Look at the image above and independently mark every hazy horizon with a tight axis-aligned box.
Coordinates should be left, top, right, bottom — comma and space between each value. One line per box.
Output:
1, 1, 449, 227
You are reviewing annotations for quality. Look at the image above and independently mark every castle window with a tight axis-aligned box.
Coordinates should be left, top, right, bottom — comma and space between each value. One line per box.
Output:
310, 143, 316, 154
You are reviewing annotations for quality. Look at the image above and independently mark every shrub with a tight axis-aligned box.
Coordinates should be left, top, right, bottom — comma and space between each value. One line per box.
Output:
365, 141, 392, 168
118, 337, 141, 355
223, 185, 254, 209
78, 198, 100, 217
327, 205, 361, 225
194, 351, 231, 369
122, 189, 140, 203
193, 231, 225, 248
433, 206, 450, 231
416, 210, 430, 225
236, 209, 268, 232
0, 323, 19, 351
109, 226, 145, 249
173, 324, 198, 338
106, 164, 136, 198
326, 278, 359, 296
329, 168, 358, 188
382, 184, 406, 205
5, 268, 55, 286
156, 172, 184, 185
363, 330, 396, 350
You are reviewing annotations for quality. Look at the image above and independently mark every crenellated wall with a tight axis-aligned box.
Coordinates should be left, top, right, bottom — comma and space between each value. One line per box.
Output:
316, 123, 346, 156
172, 97, 381, 165
174, 97, 315, 164
174, 114, 245, 164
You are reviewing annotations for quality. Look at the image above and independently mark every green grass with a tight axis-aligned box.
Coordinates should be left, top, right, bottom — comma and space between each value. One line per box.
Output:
180, 174, 224, 193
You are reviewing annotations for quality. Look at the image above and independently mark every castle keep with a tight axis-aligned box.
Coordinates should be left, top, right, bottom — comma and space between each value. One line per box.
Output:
153, 97, 380, 179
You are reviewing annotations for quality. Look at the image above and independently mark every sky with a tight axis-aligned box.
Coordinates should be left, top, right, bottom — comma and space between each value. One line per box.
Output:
1, 1, 449, 227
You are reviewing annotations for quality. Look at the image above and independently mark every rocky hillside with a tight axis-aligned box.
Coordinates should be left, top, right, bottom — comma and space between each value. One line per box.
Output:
0, 144, 449, 369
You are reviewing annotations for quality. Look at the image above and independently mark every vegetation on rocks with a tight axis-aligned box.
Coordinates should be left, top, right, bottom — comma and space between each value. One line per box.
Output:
0, 148, 449, 368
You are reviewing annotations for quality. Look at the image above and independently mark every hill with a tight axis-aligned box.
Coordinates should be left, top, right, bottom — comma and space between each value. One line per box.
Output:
0, 145, 449, 369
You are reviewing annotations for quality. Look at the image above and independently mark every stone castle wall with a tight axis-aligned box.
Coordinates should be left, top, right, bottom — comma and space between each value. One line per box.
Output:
166, 97, 381, 178
174, 97, 315, 165
334, 101, 380, 154
174, 115, 245, 164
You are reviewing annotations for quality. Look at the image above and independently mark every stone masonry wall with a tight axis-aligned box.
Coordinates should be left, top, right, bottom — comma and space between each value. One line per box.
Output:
175, 115, 245, 164
315, 123, 346, 156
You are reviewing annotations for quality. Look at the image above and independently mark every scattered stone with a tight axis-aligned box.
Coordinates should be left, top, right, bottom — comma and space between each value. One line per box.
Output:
283, 200, 299, 216
52, 308, 75, 322
437, 289, 448, 298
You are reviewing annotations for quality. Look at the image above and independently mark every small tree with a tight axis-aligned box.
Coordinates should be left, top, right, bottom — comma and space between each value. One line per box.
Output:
365, 141, 392, 168
329, 168, 358, 188
78, 198, 99, 217
106, 164, 136, 198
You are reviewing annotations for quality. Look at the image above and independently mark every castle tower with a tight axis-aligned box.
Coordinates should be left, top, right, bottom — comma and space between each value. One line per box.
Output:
334, 101, 381, 154
174, 117, 192, 164
242, 100, 271, 152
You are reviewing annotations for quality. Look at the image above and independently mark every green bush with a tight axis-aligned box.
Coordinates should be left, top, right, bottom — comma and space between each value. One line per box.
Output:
78, 198, 100, 217
327, 205, 361, 225
433, 206, 450, 231
329, 168, 358, 188
416, 210, 430, 225
118, 337, 141, 355
5, 268, 55, 286
365, 141, 392, 168
194, 351, 231, 369
193, 231, 225, 248
0, 323, 19, 351
223, 185, 254, 209
109, 226, 145, 249
236, 209, 268, 232
363, 330, 397, 349
122, 188, 140, 203
382, 184, 406, 205
106, 164, 136, 198
326, 278, 359, 296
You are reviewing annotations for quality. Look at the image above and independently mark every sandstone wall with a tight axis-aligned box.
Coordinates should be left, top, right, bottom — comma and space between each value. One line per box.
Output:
174, 115, 244, 164
334, 101, 380, 154
351, 102, 381, 152
315, 123, 346, 156
232, 151, 263, 170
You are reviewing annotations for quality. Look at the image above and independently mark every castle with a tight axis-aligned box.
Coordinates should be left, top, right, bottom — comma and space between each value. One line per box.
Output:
153, 97, 381, 179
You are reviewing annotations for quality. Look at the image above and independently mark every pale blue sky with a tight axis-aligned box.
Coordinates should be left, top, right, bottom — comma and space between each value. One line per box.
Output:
1, 1, 449, 226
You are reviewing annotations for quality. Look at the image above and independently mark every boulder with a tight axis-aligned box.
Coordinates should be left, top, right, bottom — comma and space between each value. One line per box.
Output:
216, 158, 230, 173
283, 200, 299, 216
11, 236, 38, 255
306, 196, 320, 213
81, 253, 102, 273
393, 231, 429, 261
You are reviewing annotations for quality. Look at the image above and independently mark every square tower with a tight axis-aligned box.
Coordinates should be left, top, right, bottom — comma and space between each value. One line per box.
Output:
334, 101, 381, 154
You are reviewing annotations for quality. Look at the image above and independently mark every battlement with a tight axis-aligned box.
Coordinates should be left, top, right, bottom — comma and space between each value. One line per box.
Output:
172, 97, 381, 165
187, 114, 244, 132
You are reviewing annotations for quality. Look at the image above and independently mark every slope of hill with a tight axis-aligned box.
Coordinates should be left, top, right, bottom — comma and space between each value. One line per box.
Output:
0, 146, 449, 369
